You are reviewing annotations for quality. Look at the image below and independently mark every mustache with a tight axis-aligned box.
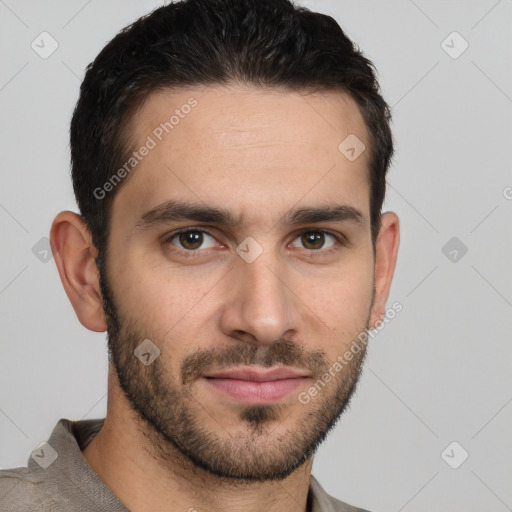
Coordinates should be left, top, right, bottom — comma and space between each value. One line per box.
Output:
181, 338, 328, 385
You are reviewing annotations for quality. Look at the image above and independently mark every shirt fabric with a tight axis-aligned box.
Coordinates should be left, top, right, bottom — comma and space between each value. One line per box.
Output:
0, 418, 371, 512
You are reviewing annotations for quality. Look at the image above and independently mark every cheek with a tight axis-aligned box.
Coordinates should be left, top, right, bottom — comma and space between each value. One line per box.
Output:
303, 254, 374, 348
112, 255, 219, 343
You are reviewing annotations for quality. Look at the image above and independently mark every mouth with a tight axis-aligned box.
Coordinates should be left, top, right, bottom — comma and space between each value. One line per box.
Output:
202, 366, 311, 404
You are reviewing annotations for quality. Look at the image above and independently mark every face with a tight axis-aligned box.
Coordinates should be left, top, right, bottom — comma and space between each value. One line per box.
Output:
100, 85, 376, 481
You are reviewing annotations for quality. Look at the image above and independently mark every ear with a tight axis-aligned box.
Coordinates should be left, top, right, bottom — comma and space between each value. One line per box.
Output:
368, 211, 400, 329
50, 211, 107, 332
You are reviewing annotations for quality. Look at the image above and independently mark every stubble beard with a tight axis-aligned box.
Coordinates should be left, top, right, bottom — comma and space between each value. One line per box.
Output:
98, 262, 371, 482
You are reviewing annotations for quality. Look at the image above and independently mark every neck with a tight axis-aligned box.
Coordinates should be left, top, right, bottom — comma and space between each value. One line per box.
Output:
81, 368, 314, 512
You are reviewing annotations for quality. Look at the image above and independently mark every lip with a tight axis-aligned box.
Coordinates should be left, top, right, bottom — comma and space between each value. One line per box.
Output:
203, 366, 311, 404
204, 366, 311, 381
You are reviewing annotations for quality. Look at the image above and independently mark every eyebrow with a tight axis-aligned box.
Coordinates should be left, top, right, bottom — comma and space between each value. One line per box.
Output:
131, 199, 365, 233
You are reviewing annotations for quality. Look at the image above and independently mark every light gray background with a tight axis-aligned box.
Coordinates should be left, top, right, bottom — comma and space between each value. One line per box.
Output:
1, 1, 511, 511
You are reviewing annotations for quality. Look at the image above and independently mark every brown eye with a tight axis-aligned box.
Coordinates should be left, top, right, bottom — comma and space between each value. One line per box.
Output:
292, 230, 338, 251
170, 230, 217, 251
302, 232, 324, 250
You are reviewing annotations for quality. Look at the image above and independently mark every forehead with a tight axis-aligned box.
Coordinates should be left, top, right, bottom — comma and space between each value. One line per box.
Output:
112, 84, 371, 230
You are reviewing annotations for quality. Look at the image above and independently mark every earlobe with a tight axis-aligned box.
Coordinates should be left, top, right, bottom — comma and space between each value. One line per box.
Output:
50, 211, 108, 332
369, 211, 400, 329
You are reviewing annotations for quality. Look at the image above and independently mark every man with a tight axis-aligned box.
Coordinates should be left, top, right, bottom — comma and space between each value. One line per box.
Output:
0, 0, 399, 510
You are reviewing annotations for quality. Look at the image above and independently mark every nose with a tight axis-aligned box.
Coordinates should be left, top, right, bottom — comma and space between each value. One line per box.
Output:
218, 249, 302, 347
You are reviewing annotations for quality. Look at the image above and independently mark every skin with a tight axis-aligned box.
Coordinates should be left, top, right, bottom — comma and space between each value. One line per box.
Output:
50, 84, 399, 512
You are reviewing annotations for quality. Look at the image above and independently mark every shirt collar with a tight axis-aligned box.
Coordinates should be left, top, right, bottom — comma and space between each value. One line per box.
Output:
40, 418, 340, 512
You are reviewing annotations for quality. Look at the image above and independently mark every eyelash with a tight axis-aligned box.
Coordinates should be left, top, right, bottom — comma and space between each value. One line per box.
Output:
163, 227, 347, 258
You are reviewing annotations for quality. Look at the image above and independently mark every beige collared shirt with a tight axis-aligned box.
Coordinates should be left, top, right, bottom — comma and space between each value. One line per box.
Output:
0, 419, 370, 512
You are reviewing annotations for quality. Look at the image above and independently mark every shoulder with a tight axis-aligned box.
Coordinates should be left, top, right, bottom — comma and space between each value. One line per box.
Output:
327, 493, 373, 512
310, 475, 373, 512
0, 418, 105, 512
0, 466, 74, 511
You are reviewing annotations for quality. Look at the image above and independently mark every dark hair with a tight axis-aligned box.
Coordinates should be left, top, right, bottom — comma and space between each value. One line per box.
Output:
70, 0, 393, 272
